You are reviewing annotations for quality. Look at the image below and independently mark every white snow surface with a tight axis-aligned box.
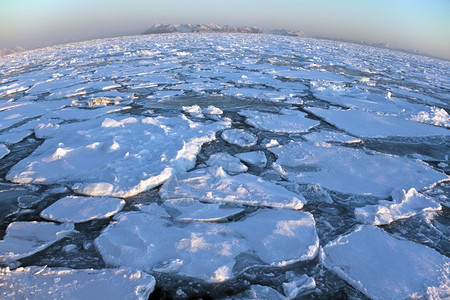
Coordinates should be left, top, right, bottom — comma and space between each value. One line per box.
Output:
355, 188, 442, 225
40, 196, 126, 223
6, 115, 229, 197
95, 209, 318, 281
306, 107, 450, 138
206, 152, 248, 174
160, 167, 306, 210
270, 141, 448, 198
0, 222, 74, 263
239, 109, 320, 133
0, 266, 155, 300
321, 225, 450, 299
221, 129, 257, 147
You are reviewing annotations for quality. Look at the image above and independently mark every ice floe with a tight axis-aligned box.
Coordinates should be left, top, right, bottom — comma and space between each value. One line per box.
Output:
0, 144, 9, 159
0, 222, 74, 264
95, 208, 318, 282
355, 188, 441, 225
235, 151, 267, 168
160, 167, 306, 210
206, 152, 248, 174
270, 141, 448, 198
306, 107, 450, 138
221, 129, 258, 147
0, 266, 155, 300
321, 225, 450, 299
239, 109, 320, 133
282, 274, 316, 299
40, 196, 126, 223
7, 115, 229, 197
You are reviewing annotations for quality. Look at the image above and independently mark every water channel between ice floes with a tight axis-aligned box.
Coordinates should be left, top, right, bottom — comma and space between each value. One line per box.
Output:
0, 33, 449, 299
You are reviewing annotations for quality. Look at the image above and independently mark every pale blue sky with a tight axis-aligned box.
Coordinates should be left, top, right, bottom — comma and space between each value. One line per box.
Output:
0, 0, 449, 59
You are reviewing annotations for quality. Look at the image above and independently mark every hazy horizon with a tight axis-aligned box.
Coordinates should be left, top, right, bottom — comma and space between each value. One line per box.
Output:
1, 0, 449, 59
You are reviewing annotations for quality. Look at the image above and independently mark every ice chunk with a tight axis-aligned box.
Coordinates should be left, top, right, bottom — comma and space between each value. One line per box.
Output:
240, 285, 287, 300
303, 130, 361, 144
230, 210, 319, 266
206, 153, 248, 174
40, 196, 125, 223
270, 141, 448, 198
321, 225, 450, 299
306, 107, 450, 138
163, 198, 244, 222
282, 274, 316, 299
204, 105, 223, 115
0, 222, 74, 263
355, 188, 441, 225
7, 115, 229, 197
95, 211, 248, 282
160, 167, 306, 210
136, 202, 171, 218
235, 151, 267, 168
0, 266, 155, 300
410, 106, 450, 128
221, 129, 257, 147
0, 144, 9, 159
239, 109, 319, 133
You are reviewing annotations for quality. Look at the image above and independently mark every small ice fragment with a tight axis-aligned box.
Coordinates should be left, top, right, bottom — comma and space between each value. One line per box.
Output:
0, 144, 10, 159
235, 151, 267, 168
206, 152, 248, 174
221, 129, 257, 147
282, 274, 316, 299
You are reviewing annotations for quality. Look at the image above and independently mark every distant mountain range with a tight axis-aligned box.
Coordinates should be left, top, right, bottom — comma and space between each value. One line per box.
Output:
143, 23, 304, 37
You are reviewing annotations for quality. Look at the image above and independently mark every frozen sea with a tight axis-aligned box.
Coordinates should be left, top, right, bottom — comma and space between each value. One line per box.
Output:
0, 33, 449, 299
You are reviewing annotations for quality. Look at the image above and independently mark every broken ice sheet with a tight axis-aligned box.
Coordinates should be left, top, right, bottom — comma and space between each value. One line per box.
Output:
239, 108, 319, 133
270, 141, 448, 198
321, 225, 450, 300
221, 128, 258, 147
235, 151, 267, 168
0, 266, 155, 300
40, 196, 126, 223
355, 188, 442, 225
0, 144, 9, 159
206, 152, 248, 174
0, 222, 74, 264
7, 114, 229, 197
306, 107, 450, 138
160, 167, 306, 210
162, 198, 244, 222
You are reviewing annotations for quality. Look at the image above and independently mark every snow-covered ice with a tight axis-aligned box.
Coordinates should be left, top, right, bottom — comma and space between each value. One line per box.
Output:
355, 188, 442, 225
321, 225, 450, 299
0, 266, 155, 300
270, 141, 448, 198
206, 152, 248, 174
40, 196, 126, 223
6, 115, 229, 197
160, 167, 306, 210
221, 129, 257, 147
239, 108, 320, 133
0, 222, 74, 263
282, 274, 316, 299
235, 151, 267, 168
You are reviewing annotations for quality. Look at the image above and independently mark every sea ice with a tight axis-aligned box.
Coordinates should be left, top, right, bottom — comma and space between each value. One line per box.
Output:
136, 202, 171, 218
303, 130, 361, 144
162, 198, 244, 222
221, 129, 257, 147
270, 141, 448, 198
0, 144, 9, 159
355, 188, 441, 225
40, 196, 126, 223
0, 266, 155, 300
0, 222, 74, 264
235, 151, 267, 168
306, 107, 450, 138
239, 108, 320, 133
160, 167, 306, 210
282, 274, 316, 299
321, 225, 450, 299
206, 152, 248, 174
7, 114, 229, 197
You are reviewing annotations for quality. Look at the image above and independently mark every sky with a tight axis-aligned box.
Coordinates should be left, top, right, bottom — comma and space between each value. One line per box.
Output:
0, 0, 449, 59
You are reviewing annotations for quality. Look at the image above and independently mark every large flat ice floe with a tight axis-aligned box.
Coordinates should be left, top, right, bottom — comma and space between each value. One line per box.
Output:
321, 225, 450, 299
306, 107, 450, 138
239, 109, 320, 133
6, 114, 229, 197
355, 188, 442, 225
160, 167, 306, 210
40, 196, 126, 223
0, 266, 155, 300
0, 222, 74, 264
95, 209, 318, 282
270, 141, 448, 198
